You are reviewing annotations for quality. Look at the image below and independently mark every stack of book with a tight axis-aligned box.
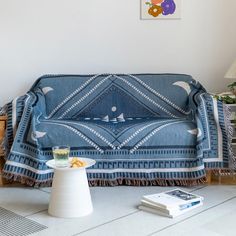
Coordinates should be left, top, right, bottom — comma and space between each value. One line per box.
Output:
139, 189, 203, 218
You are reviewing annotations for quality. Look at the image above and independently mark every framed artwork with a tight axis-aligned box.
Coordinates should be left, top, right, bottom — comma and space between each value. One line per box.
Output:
141, 0, 182, 20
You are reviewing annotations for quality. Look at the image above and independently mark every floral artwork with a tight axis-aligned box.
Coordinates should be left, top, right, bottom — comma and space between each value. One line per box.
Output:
141, 0, 181, 19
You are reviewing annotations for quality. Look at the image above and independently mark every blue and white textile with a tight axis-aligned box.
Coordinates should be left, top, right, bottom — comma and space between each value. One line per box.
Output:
0, 74, 234, 186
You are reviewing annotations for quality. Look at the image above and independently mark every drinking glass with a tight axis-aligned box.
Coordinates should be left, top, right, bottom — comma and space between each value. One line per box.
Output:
52, 146, 70, 168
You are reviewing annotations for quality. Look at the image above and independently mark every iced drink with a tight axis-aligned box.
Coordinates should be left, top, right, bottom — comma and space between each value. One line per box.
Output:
52, 146, 70, 167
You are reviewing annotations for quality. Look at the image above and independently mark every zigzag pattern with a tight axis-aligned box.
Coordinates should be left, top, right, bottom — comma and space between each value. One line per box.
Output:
45, 74, 190, 120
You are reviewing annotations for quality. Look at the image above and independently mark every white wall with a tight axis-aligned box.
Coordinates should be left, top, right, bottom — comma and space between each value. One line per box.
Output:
1, 0, 236, 106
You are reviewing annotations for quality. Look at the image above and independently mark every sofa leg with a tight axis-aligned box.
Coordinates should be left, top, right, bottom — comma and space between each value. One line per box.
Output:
0, 116, 8, 186
206, 170, 212, 184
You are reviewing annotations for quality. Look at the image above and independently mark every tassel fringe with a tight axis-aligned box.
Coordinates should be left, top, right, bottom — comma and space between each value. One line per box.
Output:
88, 177, 207, 187
223, 103, 236, 170
0, 105, 6, 116
0, 136, 8, 160
0, 104, 9, 159
2, 171, 206, 188
210, 169, 236, 176
2, 172, 52, 188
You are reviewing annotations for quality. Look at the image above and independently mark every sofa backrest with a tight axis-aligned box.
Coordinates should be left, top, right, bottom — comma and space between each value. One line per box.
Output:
31, 74, 202, 120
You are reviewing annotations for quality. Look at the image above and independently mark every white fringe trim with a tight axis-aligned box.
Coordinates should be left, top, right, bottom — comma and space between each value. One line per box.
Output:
223, 103, 236, 171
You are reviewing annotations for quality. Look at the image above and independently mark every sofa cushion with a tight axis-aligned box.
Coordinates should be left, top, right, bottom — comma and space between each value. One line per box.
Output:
32, 117, 198, 159
32, 74, 200, 120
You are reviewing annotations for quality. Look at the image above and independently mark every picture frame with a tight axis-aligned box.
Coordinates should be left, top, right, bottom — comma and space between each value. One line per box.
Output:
141, 0, 182, 20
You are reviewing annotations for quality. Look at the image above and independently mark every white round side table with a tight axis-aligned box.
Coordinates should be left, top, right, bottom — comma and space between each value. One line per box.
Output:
46, 157, 96, 218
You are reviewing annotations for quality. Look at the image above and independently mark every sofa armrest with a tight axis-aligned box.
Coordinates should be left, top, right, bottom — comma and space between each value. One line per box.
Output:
193, 92, 235, 170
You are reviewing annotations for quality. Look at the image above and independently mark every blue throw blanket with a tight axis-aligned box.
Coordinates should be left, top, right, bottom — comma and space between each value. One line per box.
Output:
0, 74, 234, 187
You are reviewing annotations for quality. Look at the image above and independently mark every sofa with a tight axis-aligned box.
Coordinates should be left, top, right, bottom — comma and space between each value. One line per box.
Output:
0, 74, 234, 187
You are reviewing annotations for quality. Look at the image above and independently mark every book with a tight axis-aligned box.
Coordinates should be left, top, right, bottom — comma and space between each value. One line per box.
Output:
142, 188, 203, 210
139, 189, 204, 218
140, 199, 202, 215
139, 201, 203, 218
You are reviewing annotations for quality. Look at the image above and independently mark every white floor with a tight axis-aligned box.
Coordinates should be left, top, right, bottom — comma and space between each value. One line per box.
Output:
1, 185, 236, 236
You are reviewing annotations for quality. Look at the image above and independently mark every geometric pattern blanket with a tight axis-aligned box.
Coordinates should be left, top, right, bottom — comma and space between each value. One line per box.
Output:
0, 74, 234, 187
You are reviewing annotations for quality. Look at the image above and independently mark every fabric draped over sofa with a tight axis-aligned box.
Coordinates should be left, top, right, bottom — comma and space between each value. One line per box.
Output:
0, 74, 234, 186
